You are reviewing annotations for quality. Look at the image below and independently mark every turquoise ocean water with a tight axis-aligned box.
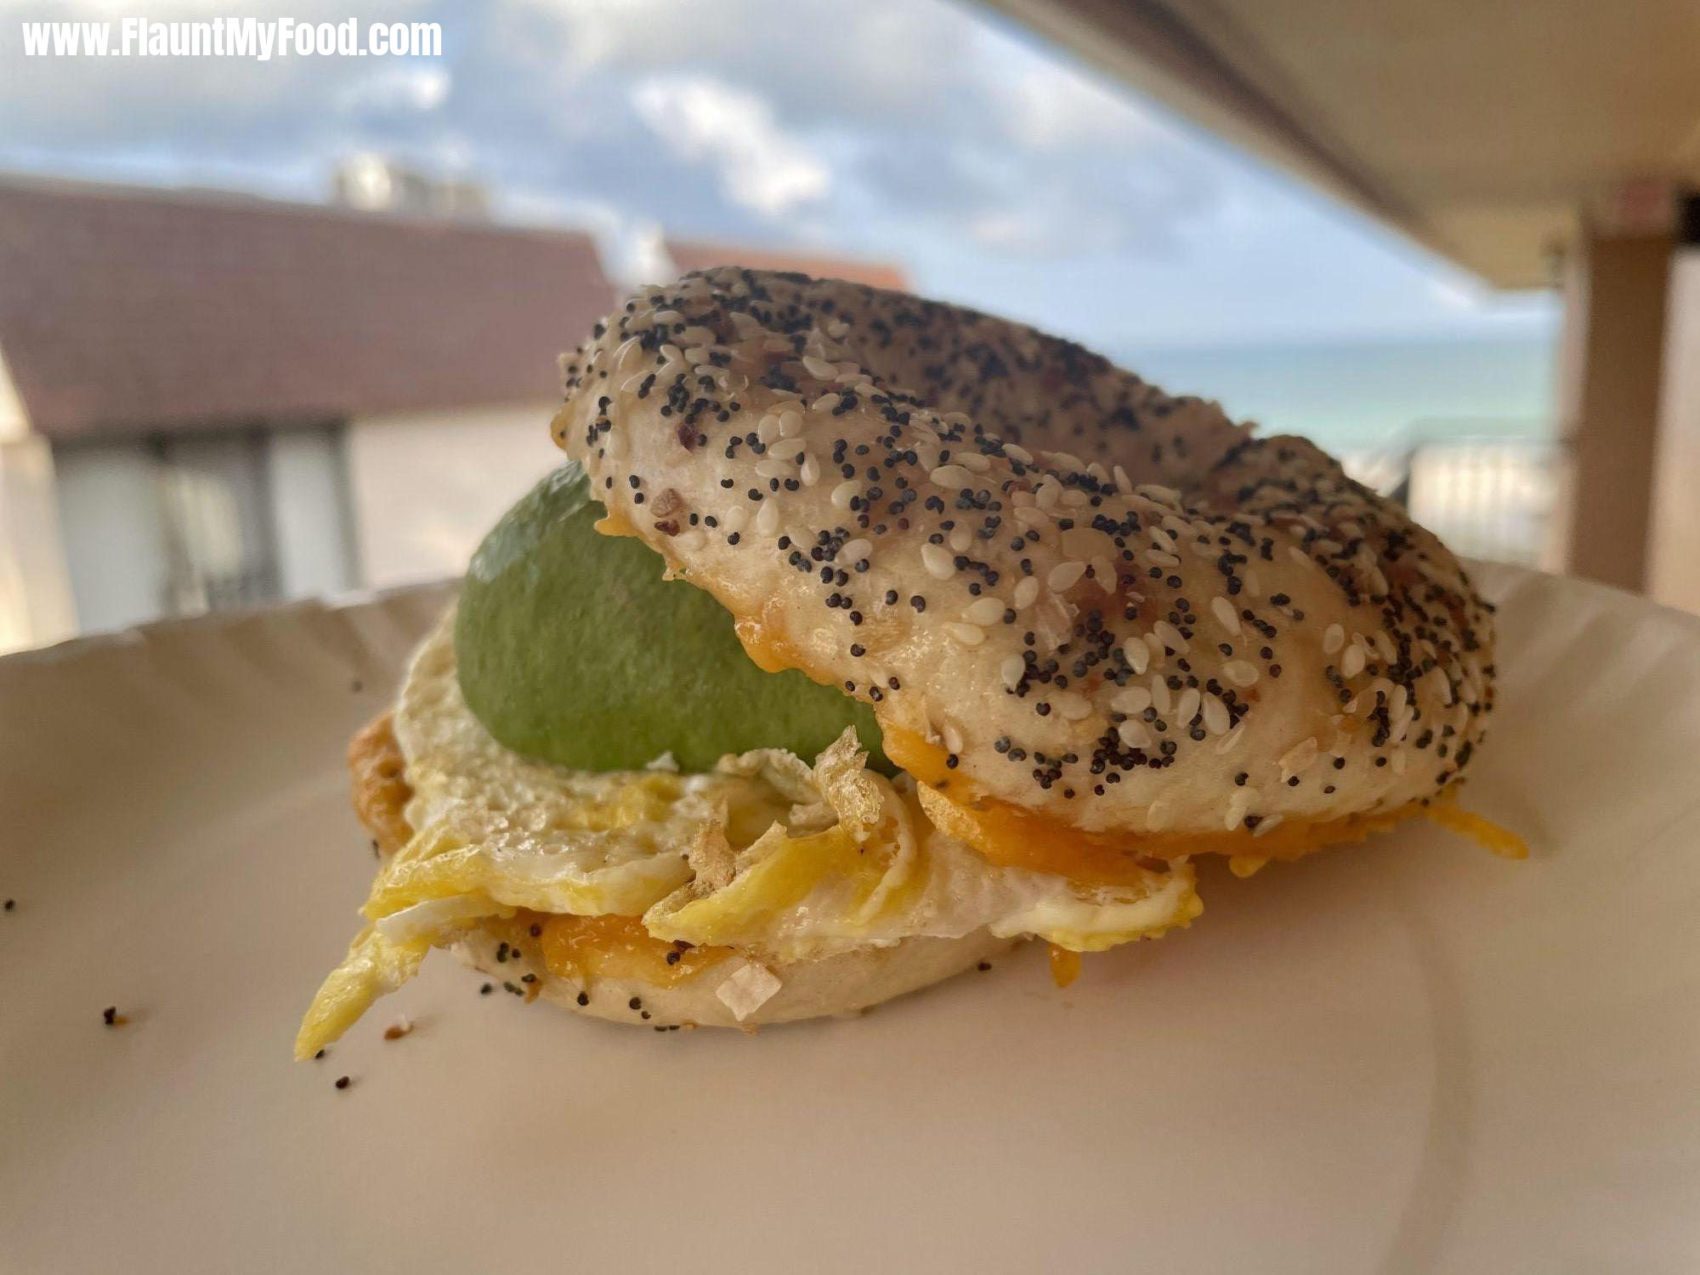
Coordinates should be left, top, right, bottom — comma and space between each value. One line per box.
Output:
1117, 334, 1558, 455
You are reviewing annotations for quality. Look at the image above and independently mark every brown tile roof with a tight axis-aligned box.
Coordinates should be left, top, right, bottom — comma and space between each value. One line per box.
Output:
666, 240, 908, 293
0, 178, 617, 440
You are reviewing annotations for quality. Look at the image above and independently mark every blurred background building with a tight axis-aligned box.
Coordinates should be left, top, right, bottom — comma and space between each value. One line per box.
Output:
1, 0, 1696, 652
0, 176, 903, 644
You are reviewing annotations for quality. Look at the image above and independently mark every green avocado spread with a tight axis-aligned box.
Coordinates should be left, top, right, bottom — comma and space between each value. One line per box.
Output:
455, 464, 888, 773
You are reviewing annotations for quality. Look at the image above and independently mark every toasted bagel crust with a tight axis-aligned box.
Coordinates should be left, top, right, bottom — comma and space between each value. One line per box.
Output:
554, 269, 1496, 845
451, 926, 1019, 1029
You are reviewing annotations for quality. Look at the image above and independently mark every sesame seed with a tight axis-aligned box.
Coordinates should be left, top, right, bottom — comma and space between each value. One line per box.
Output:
963, 597, 1004, 625
1210, 595, 1241, 634
1202, 693, 1230, 736
1144, 797, 1172, 832
1150, 675, 1172, 715
1222, 660, 1259, 687
1153, 619, 1190, 654
1053, 691, 1092, 721
1279, 737, 1320, 780
921, 542, 957, 580
1013, 576, 1040, 610
1122, 637, 1151, 674
945, 622, 986, 646
1047, 561, 1086, 591
1117, 718, 1153, 749
1111, 685, 1152, 715
929, 464, 975, 489
1215, 723, 1246, 754
830, 480, 860, 510
1323, 623, 1345, 655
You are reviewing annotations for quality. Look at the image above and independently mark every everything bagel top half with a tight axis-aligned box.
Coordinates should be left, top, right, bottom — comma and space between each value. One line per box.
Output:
556, 267, 1505, 882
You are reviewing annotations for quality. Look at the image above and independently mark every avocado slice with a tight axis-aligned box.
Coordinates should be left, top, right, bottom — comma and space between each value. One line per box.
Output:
455, 464, 888, 773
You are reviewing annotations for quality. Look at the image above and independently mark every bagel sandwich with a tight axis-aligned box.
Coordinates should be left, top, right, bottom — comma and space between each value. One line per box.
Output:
295, 269, 1520, 1057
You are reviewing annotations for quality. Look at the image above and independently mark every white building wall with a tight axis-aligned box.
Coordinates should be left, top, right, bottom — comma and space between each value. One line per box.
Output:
0, 346, 29, 443
345, 404, 560, 588
267, 427, 356, 599
52, 443, 171, 635
0, 436, 77, 653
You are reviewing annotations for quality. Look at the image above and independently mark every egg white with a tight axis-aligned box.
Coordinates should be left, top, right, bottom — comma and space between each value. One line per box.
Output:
295, 612, 1197, 1057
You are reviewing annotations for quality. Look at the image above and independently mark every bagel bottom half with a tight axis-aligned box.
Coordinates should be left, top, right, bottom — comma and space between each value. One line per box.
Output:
348, 713, 1021, 1031
448, 926, 1020, 1030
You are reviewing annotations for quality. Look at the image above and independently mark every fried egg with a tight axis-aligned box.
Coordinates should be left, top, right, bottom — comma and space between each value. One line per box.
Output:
295, 613, 1198, 1058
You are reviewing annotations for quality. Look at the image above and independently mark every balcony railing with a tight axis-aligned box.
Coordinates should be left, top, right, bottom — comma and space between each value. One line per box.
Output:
1341, 420, 1560, 568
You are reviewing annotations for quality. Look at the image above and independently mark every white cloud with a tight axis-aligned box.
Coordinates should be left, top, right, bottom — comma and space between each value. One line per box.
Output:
0, 0, 1560, 345
1001, 59, 1160, 151
335, 64, 451, 115
629, 74, 829, 217
1427, 273, 1486, 310
498, 185, 671, 289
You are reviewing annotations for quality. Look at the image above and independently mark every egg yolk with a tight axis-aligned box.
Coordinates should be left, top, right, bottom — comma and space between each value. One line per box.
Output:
538, 913, 731, 987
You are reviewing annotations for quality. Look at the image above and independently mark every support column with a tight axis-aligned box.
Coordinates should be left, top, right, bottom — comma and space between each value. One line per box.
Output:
1647, 199, 1700, 614
1555, 228, 1673, 591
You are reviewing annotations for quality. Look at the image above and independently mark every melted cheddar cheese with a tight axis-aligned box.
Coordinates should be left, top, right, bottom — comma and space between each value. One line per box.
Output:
539, 913, 731, 987
1048, 945, 1083, 989
882, 724, 1516, 879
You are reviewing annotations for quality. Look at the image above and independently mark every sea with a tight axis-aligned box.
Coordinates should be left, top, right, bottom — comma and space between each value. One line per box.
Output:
1115, 333, 1558, 457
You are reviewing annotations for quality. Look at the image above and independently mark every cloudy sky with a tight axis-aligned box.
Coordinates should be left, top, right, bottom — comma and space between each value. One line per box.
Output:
0, 0, 1557, 351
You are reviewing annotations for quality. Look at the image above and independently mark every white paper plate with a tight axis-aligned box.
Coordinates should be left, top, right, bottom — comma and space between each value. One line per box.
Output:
3, 563, 1698, 1273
